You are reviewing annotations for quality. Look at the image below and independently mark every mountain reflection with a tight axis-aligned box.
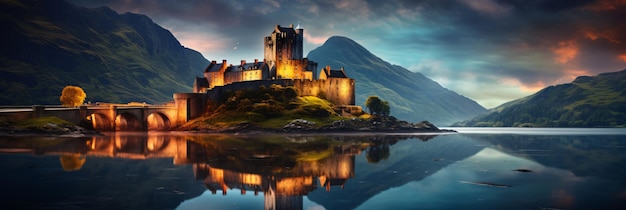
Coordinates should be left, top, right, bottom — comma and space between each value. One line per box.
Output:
466, 134, 626, 184
0, 133, 437, 210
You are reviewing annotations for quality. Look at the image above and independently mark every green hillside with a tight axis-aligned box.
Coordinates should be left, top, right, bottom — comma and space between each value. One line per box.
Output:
307, 36, 486, 125
0, 0, 208, 105
454, 69, 626, 127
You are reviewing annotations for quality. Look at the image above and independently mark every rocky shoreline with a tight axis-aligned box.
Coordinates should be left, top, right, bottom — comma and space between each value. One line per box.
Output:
190, 118, 456, 134
0, 123, 101, 137
1, 117, 455, 137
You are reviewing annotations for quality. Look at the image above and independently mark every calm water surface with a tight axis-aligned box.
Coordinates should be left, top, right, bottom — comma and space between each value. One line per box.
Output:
1, 128, 626, 210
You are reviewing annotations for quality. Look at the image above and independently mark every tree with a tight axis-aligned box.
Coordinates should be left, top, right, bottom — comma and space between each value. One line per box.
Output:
60, 86, 86, 107
365, 96, 382, 115
380, 100, 390, 117
366, 96, 391, 117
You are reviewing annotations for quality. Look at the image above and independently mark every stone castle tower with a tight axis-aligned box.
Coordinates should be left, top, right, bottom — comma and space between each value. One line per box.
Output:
264, 24, 316, 79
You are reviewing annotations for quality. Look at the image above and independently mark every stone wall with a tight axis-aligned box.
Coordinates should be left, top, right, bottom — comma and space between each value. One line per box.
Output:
205, 78, 355, 106
173, 93, 208, 121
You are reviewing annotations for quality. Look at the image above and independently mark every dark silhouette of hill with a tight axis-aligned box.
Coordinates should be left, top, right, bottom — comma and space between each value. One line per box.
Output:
454, 69, 626, 127
0, 0, 209, 105
308, 36, 486, 125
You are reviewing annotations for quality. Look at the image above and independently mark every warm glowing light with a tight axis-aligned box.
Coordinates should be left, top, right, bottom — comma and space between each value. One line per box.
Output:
280, 64, 296, 79
59, 154, 86, 171
339, 80, 351, 104
147, 135, 165, 151
115, 137, 127, 149
619, 54, 626, 62
338, 159, 351, 177
89, 114, 95, 127
210, 168, 225, 182
501, 78, 545, 93
277, 176, 313, 195
241, 173, 262, 185
551, 41, 578, 64
562, 69, 590, 81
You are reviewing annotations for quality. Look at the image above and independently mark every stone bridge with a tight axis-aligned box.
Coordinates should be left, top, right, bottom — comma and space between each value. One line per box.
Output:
0, 104, 187, 131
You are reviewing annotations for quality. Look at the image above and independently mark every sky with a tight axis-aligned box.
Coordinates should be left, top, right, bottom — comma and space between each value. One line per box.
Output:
68, 0, 626, 108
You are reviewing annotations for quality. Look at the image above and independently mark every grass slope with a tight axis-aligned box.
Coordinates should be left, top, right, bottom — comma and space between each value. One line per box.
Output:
179, 84, 355, 131
455, 69, 626, 127
0, 0, 208, 105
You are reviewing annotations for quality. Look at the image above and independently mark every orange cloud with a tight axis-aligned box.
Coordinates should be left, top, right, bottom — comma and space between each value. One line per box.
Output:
520, 81, 547, 93
619, 54, 626, 62
559, 69, 590, 83
551, 41, 578, 64
501, 78, 545, 93
584, 31, 599, 40
581, 29, 621, 44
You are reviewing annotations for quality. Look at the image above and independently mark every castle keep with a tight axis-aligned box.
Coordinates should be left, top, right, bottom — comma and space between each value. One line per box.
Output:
179, 24, 356, 120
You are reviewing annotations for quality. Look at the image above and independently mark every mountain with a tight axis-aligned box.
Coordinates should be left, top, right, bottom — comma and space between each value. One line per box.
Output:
0, 0, 209, 105
307, 36, 486, 125
454, 69, 626, 127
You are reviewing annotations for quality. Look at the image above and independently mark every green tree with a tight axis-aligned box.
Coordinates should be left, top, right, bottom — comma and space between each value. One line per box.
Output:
60, 86, 86, 107
365, 96, 382, 115
366, 96, 391, 117
380, 101, 390, 117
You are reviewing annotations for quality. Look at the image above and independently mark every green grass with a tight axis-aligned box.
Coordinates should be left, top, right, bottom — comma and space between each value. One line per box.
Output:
564, 83, 626, 111
181, 106, 347, 131
15, 116, 75, 128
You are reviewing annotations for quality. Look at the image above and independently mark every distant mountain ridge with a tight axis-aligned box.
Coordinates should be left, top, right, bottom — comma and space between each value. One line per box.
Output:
308, 36, 486, 125
455, 69, 626, 127
0, 0, 208, 105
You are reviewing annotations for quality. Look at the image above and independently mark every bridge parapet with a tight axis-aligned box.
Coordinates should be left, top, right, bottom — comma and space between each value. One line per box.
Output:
0, 104, 187, 132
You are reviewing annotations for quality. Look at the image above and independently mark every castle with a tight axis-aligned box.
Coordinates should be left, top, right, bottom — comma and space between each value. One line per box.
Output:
178, 24, 358, 120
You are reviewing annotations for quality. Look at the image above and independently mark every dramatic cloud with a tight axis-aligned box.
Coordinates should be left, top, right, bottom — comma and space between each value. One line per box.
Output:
69, 0, 626, 108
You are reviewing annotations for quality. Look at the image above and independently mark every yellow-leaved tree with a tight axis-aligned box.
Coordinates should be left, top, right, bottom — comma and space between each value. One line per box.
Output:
60, 86, 86, 107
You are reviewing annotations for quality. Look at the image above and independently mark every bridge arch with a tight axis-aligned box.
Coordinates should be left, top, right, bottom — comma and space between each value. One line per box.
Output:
87, 113, 114, 131
147, 112, 171, 131
115, 112, 142, 131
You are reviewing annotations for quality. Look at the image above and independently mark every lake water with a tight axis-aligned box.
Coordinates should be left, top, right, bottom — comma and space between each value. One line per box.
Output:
1, 128, 625, 210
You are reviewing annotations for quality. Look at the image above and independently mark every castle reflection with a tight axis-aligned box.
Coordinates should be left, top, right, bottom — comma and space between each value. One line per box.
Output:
0, 133, 435, 210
